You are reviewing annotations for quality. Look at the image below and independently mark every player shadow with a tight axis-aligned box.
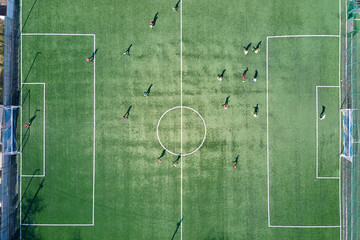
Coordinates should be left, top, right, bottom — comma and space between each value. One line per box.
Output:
23, 52, 42, 84
244, 43, 252, 50
17, 179, 46, 240
224, 95, 230, 105
254, 41, 262, 50
219, 69, 226, 78
21, 127, 31, 152
126, 44, 132, 52
170, 217, 184, 240
234, 155, 239, 164
174, 0, 181, 10
158, 149, 166, 159
253, 104, 259, 114
22, 0, 40, 32
28, 109, 40, 126
145, 84, 153, 94
153, 12, 159, 26
320, 105, 326, 115
22, 89, 30, 106
20, 169, 40, 206
242, 67, 248, 76
124, 105, 132, 118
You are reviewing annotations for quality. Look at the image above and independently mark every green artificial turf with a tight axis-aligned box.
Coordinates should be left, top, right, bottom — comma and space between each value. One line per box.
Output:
19, 0, 343, 239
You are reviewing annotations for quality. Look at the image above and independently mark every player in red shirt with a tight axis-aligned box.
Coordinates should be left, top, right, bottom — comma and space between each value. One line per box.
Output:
233, 155, 239, 169
222, 95, 230, 109
253, 41, 262, 53
242, 67, 248, 82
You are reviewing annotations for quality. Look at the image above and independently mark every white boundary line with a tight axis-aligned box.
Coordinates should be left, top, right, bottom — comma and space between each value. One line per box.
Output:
19, 33, 96, 228
316, 85, 340, 179
19, 0, 23, 237
267, 35, 341, 229
21, 82, 45, 177
337, 0, 342, 237
180, 1, 183, 239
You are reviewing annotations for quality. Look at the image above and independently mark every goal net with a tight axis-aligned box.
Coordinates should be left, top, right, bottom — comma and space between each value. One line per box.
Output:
3, 106, 20, 155
341, 109, 354, 162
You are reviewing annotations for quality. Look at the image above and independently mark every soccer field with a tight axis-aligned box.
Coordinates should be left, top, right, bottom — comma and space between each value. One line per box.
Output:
18, 0, 343, 239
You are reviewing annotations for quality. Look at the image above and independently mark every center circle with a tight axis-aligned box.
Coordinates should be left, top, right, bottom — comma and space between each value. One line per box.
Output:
156, 106, 206, 156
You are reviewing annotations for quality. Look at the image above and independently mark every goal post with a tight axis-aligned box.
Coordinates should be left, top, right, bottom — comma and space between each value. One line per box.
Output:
341, 109, 354, 162
2, 106, 20, 155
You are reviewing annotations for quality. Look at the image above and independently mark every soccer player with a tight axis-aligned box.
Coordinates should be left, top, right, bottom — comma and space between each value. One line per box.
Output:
222, 95, 230, 109
173, 153, 181, 167
320, 105, 326, 120
242, 67, 248, 82
252, 70, 258, 83
150, 12, 159, 29
252, 104, 259, 117
24, 123, 30, 127
123, 44, 133, 56
144, 84, 153, 97
253, 41, 262, 53
123, 106, 132, 120
173, 0, 180, 12
157, 149, 166, 163
217, 69, 226, 82
233, 155, 239, 169
243, 43, 252, 55
86, 49, 98, 62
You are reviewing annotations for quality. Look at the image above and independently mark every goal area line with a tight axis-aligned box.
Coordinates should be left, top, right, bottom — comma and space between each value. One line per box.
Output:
316, 86, 340, 179
21, 82, 45, 177
19, 33, 96, 228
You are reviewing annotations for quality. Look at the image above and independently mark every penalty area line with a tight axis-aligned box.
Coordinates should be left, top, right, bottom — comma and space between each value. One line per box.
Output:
21, 224, 94, 227
270, 225, 341, 228
268, 35, 339, 39
21, 33, 95, 36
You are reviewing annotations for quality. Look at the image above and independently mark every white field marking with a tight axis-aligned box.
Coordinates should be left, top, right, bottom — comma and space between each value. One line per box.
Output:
266, 36, 270, 227
22, 82, 44, 84
21, 224, 93, 226
21, 175, 44, 177
92, 34, 96, 225
317, 177, 340, 179
344, 0, 348, 239
156, 106, 207, 157
316, 86, 340, 179
20, 34, 95, 228
180, 1, 183, 239
22, 82, 46, 176
20, 0, 23, 238
267, 35, 341, 229
270, 225, 341, 228
268, 35, 339, 39
337, 1, 342, 238
21, 33, 95, 36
